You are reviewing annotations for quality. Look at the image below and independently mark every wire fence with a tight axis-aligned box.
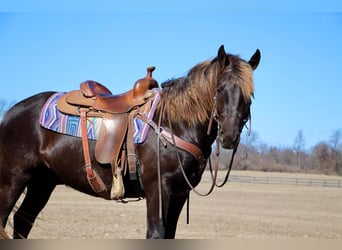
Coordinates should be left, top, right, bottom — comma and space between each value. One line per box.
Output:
202, 173, 342, 188
228, 175, 342, 188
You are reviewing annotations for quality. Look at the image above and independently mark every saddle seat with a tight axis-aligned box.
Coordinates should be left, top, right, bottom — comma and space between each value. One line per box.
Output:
80, 80, 112, 97
66, 66, 159, 114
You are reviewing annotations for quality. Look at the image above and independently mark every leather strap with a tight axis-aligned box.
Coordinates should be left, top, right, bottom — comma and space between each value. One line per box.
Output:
80, 109, 107, 195
161, 129, 205, 164
135, 111, 204, 164
127, 109, 138, 179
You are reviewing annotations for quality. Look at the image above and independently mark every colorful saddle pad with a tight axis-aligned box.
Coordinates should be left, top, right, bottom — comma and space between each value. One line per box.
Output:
39, 90, 160, 143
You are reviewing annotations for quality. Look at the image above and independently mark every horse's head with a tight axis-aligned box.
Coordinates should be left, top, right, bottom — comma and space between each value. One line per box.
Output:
213, 45, 260, 149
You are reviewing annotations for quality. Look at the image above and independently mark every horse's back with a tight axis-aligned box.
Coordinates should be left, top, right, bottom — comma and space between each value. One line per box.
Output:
1, 92, 54, 125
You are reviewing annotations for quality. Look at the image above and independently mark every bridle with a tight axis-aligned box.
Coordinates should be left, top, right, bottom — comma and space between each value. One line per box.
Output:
149, 85, 251, 220
206, 92, 241, 189
166, 88, 248, 196
209, 90, 253, 187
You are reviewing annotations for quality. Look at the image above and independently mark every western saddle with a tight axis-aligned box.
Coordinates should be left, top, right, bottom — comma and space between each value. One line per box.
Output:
57, 67, 159, 200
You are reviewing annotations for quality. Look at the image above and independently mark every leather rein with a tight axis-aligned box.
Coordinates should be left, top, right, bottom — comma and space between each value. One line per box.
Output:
162, 96, 238, 197
150, 95, 239, 223
137, 95, 238, 200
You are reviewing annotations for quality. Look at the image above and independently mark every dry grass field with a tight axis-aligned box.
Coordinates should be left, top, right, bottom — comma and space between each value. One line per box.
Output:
5, 171, 342, 239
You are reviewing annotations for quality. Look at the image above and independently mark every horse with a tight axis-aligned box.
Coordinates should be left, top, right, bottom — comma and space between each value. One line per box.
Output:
0, 45, 260, 239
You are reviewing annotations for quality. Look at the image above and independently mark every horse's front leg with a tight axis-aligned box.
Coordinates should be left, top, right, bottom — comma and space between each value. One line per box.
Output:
145, 182, 187, 239
145, 192, 166, 239
145, 175, 178, 239
164, 193, 188, 238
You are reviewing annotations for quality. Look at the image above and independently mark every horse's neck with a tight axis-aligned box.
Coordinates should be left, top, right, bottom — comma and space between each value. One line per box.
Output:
159, 76, 218, 158
166, 112, 218, 160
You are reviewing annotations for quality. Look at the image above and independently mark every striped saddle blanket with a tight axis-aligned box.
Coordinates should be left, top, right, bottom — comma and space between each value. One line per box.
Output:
39, 91, 160, 143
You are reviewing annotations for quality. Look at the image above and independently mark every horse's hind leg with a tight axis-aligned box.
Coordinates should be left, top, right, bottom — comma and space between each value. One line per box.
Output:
0, 170, 29, 233
0, 185, 25, 234
13, 169, 57, 239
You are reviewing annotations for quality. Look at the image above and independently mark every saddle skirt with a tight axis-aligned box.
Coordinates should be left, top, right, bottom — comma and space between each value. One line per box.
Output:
39, 90, 161, 144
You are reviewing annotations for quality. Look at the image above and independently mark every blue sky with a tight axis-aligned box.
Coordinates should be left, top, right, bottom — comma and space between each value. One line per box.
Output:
0, 1, 342, 149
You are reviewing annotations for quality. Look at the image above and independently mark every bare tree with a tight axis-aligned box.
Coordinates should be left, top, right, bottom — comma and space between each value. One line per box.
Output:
240, 130, 259, 160
279, 149, 295, 166
330, 129, 342, 174
293, 130, 305, 168
312, 142, 333, 174
268, 146, 280, 164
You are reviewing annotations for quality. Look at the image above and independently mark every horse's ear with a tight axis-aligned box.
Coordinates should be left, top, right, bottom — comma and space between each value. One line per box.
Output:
248, 49, 261, 70
217, 45, 229, 67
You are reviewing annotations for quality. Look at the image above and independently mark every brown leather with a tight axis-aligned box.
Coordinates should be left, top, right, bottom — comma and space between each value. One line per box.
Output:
95, 113, 128, 166
59, 67, 159, 114
57, 90, 103, 117
80, 109, 108, 195
55, 67, 161, 199
133, 66, 158, 97
126, 110, 138, 178
93, 66, 158, 113
94, 89, 138, 113
80, 67, 157, 99
161, 130, 204, 164
80, 80, 112, 97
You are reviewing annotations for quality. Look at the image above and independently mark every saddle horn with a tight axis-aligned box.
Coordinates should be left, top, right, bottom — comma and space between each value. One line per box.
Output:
133, 66, 159, 98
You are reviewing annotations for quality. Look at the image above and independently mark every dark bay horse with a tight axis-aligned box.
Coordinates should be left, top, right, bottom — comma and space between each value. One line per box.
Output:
0, 45, 260, 239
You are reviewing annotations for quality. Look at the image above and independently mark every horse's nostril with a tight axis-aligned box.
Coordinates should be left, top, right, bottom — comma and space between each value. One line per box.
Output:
221, 137, 239, 149
219, 128, 225, 135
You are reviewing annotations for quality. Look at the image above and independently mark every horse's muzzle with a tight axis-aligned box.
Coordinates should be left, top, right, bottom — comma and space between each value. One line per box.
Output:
219, 134, 240, 149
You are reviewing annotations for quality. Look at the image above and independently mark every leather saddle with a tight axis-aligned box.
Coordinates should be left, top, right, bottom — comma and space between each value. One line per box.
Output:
57, 66, 159, 200
58, 66, 158, 115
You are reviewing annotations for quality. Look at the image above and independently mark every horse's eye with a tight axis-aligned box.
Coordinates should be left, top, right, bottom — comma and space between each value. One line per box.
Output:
216, 86, 224, 94
241, 115, 248, 124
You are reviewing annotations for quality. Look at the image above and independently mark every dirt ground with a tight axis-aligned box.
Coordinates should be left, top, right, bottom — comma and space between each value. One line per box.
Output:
5, 171, 342, 239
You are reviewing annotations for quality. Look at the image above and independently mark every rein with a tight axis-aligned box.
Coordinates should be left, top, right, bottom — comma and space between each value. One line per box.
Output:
163, 101, 238, 224
164, 101, 238, 196
134, 92, 240, 221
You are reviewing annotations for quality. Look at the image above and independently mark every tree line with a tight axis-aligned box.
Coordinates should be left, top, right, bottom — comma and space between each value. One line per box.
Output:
218, 129, 342, 176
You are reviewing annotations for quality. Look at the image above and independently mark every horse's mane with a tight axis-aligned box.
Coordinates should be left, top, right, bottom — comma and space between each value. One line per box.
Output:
160, 54, 254, 127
